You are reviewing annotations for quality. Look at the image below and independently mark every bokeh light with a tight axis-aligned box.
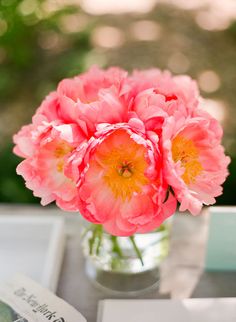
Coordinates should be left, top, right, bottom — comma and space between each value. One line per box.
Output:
59, 14, 89, 34
167, 52, 190, 73
91, 26, 125, 48
200, 98, 226, 123
0, 19, 8, 36
198, 70, 221, 93
130, 20, 162, 42
81, 0, 157, 14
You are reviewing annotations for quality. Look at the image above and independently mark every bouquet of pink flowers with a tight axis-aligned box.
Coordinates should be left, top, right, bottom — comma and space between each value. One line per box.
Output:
13, 67, 230, 236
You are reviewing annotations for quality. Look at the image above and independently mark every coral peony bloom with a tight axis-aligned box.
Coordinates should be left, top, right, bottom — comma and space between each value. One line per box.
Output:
35, 67, 130, 137
73, 125, 176, 236
130, 68, 199, 110
57, 66, 128, 104
14, 122, 85, 209
162, 114, 230, 215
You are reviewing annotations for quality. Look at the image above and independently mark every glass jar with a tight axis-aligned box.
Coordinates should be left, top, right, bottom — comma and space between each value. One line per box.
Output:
81, 219, 171, 295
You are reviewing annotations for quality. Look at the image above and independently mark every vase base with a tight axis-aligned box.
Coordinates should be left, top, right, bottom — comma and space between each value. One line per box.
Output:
85, 258, 161, 295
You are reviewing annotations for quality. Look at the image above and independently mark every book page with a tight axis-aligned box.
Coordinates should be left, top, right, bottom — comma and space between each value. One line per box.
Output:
98, 299, 236, 322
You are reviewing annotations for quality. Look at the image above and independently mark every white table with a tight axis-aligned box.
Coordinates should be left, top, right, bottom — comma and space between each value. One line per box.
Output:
0, 205, 235, 322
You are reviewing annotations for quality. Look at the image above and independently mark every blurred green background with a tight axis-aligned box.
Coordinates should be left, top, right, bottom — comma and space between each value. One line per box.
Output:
0, 0, 235, 205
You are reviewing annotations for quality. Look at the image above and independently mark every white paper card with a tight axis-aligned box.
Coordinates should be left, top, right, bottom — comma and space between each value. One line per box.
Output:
98, 298, 236, 322
205, 207, 236, 271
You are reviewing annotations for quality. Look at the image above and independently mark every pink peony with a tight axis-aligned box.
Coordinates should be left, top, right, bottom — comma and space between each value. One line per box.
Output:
36, 66, 130, 135
13, 66, 230, 236
14, 121, 85, 208
162, 113, 230, 215
67, 123, 176, 236
130, 68, 199, 111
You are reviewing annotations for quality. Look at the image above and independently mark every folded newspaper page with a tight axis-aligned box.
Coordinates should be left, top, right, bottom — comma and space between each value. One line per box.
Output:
0, 274, 86, 322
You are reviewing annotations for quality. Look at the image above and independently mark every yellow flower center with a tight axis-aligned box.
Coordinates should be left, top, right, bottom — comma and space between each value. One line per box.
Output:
54, 141, 73, 158
54, 141, 73, 173
56, 159, 65, 173
116, 161, 133, 178
95, 130, 149, 201
171, 135, 203, 184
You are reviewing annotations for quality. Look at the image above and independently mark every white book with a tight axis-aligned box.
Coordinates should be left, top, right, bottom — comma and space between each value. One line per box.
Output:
0, 215, 65, 292
97, 299, 236, 322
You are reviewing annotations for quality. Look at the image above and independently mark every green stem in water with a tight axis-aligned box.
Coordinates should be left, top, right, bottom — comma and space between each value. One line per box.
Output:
110, 235, 124, 259
129, 235, 144, 266
95, 225, 103, 256
87, 224, 103, 256
88, 228, 96, 256
84, 224, 145, 267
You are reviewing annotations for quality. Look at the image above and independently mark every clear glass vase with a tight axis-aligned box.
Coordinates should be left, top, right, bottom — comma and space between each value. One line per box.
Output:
81, 220, 171, 295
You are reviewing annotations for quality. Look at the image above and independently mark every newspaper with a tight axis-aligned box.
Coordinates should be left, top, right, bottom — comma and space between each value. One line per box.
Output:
0, 274, 86, 322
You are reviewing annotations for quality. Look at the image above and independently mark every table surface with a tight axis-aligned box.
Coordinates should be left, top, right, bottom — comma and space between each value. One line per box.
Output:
1, 204, 236, 322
